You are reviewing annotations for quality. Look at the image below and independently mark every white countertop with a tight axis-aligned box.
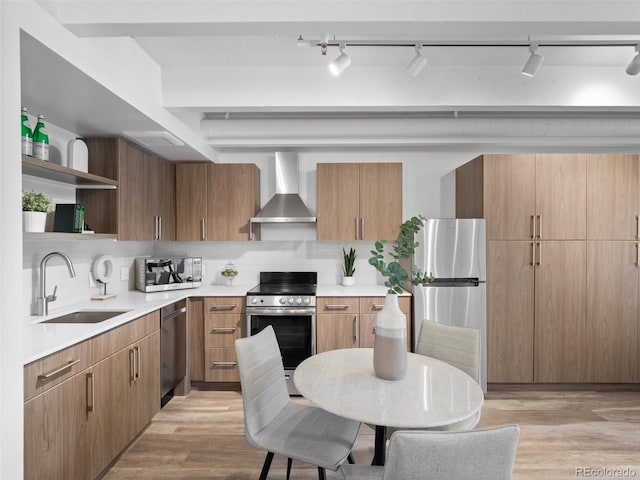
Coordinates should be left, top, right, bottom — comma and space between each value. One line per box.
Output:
23, 284, 411, 365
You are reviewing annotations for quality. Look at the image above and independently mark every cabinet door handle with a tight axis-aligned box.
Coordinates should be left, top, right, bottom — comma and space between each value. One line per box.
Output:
213, 361, 237, 367
211, 327, 237, 333
210, 304, 237, 311
129, 348, 135, 382
86, 372, 94, 413
537, 215, 542, 239
636, 242, 639, 267
530, 242, 535, 266
536, 242, 542, 266
636, 216, 639, 240
200, 218, 206, 241
37, 358, 80, 381
135, 346, 141, 381
158, 216, 162, 240
353, 316, 359, 343
372, 304, 384, 311
324, 304, 349, 310
531, 215, 536, 239
360, 218, 365, 240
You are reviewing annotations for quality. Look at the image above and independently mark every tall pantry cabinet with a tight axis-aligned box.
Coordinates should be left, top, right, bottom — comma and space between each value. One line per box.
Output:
457, 154, 591, 383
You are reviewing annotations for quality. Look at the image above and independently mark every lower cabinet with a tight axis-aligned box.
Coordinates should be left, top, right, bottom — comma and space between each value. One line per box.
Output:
24, 311, 160, 480
317, 296, 411, 352
203, 297, 246, 382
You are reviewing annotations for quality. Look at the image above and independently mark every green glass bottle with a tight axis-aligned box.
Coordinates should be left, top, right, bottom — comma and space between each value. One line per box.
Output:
21, 107, 33, 156
33, 114, 49, 161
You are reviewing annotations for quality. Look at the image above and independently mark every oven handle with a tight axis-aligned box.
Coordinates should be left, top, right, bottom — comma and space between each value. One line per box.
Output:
246, 307, 316, 315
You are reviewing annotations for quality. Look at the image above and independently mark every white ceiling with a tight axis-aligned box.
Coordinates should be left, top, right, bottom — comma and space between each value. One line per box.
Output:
31, 0, 640, 151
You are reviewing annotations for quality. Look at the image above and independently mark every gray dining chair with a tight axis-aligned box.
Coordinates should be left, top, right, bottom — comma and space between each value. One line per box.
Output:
235, 326, 361, 480
341, 425, 520, 480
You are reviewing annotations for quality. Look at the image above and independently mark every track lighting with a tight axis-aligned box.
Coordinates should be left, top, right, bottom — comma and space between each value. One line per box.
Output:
626, 45, 640, 75
406, 44, 428, 77
521, 44, 543, 77
329, 43, 351, 76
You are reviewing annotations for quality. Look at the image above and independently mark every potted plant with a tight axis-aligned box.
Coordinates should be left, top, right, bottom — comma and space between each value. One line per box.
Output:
22, 191, 51, 233
341, 247, 356, 286
368, 215, 433, 380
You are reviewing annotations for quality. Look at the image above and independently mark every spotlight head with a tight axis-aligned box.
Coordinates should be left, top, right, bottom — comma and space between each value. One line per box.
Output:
406, 44, 427, 77
522, 44, 543, 77
626, 45, 640, 75
329, 43, 351, 76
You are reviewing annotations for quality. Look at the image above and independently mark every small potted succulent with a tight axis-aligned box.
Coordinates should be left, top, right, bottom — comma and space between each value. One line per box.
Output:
22, 191, 51, 232
342, 247, 356, 286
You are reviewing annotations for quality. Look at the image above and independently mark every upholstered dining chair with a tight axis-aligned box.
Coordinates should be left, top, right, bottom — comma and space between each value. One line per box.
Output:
414, 320, 482, 430
235, 326, 361, 480
341, 425, 520, 480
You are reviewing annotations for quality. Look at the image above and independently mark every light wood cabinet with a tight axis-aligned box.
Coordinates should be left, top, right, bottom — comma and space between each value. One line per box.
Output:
203, 297, 246, 382
587, 154, 639, 240
317, 163, 402, 241
586, 241, 639, 382
188, 297, 206, 382
24, 312, 160, 480
79, 138, 175, 240
486, 241, 535, 383
175, 163, 260, 241
534, 241, 587, 383
317, 296, 411, 352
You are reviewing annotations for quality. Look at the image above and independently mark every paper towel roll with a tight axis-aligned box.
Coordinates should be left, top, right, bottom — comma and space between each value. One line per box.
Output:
93, 255, 115, 284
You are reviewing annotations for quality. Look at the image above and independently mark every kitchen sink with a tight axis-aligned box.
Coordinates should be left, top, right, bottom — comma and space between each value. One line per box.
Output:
41, 310, 131, 324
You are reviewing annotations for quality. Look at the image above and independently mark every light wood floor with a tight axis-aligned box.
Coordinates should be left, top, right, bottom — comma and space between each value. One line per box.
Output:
105, 388, 640, 479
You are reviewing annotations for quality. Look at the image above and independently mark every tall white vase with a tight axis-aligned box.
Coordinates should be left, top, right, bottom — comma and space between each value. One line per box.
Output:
373, 293, 407, 380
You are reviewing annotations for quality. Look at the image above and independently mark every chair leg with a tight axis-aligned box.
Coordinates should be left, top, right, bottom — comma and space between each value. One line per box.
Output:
259, 452, 274, 480
317, 467, 326, 480
347, 453, 355, 464
286, 458, 293, 480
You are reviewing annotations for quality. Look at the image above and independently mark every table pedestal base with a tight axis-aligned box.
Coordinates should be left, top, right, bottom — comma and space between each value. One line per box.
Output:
373, 425, 386, 466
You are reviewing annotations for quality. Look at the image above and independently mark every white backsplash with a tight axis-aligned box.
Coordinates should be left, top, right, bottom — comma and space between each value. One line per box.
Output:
23, 239, 379, 317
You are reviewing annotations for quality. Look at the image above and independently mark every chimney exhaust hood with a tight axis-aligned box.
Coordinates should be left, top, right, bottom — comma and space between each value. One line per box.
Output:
250, 152, 316, 238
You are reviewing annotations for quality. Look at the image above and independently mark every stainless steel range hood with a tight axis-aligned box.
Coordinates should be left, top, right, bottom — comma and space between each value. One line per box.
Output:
250, 152, 316, 238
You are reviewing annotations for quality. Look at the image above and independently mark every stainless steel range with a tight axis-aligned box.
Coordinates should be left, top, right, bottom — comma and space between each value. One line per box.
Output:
246, 272, 317, 395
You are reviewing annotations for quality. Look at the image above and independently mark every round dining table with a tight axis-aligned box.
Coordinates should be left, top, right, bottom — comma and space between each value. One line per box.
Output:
293, 348, 484, 465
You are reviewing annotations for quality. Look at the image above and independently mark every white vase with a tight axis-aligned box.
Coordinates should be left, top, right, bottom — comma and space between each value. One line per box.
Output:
373, 293, 407, 380
342, 276, 355, 287
23, 211, 47, 233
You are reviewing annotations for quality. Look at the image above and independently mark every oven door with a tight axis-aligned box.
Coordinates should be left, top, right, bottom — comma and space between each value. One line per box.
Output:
246, 307, 316, 395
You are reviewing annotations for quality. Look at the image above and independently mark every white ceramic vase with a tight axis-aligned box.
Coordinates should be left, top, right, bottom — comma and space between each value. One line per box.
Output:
23, 211, 47, 233
342, 276, 355, 287
373, 293, 407, 380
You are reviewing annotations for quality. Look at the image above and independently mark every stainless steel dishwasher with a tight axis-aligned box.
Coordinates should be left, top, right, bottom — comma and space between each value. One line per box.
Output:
160, 299, 187, 407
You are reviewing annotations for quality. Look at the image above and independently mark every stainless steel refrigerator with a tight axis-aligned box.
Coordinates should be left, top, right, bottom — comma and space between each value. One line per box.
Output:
413, 218, 487, 393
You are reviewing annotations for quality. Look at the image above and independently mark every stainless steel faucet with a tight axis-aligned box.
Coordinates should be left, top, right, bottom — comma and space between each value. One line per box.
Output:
37, 251, 77, 316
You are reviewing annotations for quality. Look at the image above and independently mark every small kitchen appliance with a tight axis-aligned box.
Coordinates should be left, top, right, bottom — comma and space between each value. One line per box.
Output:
246, 271, 317, 395
135, 257, 202, 292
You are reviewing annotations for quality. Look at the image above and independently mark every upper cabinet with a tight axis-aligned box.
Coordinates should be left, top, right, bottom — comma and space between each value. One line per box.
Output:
458, 154, 587, 240
175, 163, 260, 241
317, 162, 402, 241
586, 154, 639, 240
78, 138, 175, 241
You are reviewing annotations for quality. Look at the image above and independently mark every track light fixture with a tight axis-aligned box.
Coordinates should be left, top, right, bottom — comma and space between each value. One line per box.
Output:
329, 43, 351, 76
521, 44, 543, 77
626, 45, 640, 75
406, 44, 428, 77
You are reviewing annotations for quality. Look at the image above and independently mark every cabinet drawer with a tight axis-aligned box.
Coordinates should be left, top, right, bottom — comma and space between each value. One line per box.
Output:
205, 297, 245, 314
205, 348, 239, 382
24, 340, 91, 402
361, 296, 411, 314
317, 297, 359, 314
204, 314, 244, 348
91, 310, 160, 364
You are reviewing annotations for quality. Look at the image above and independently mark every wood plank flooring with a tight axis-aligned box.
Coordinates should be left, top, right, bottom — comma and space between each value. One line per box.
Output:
104, 388, 640, 479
